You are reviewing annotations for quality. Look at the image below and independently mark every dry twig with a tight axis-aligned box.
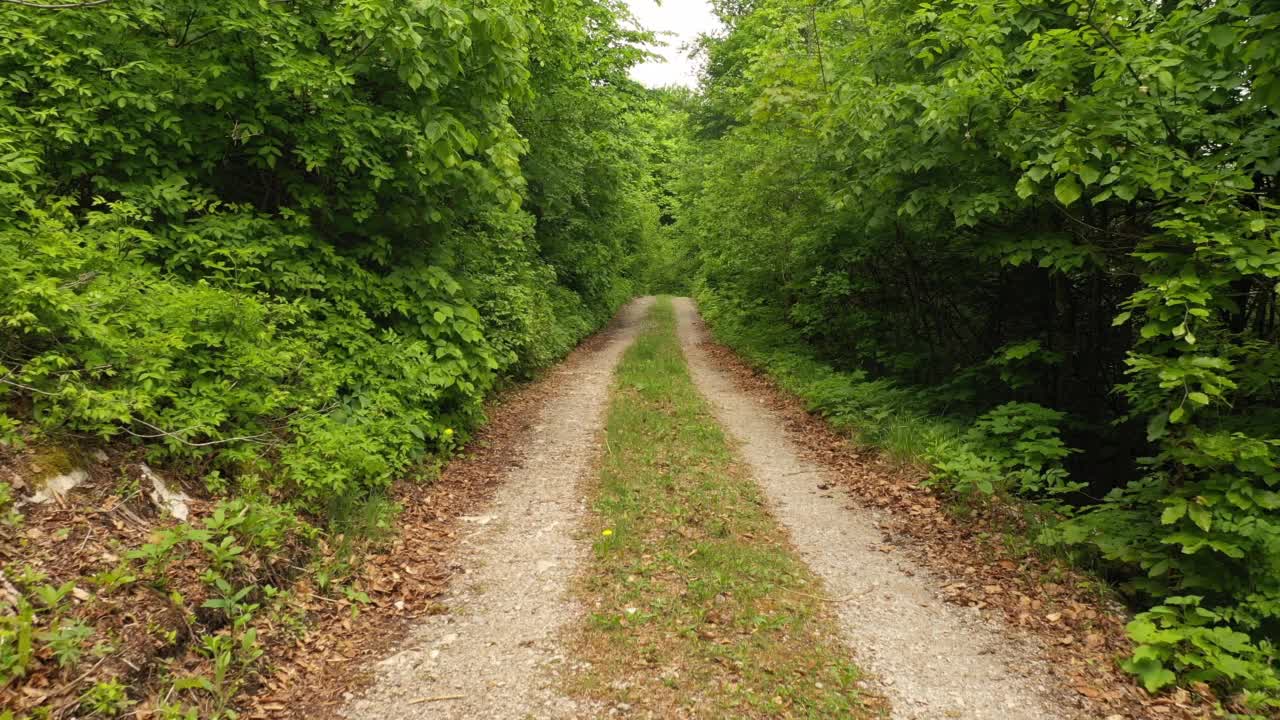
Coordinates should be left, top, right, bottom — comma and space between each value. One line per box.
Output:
0, 0, 113, 8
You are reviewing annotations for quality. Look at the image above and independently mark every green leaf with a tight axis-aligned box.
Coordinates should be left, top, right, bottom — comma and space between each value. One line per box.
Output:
1161, 500, 1187, 525
1015, 175, 1036, 199
1054, 176, 1082, 206
1187, 504, 1212, 533
173, 676, 215, 693
1208, 540, 1245, 559
1133, 660, 1176, 693
1207, 25, 1236, 49
1147, 411, 1170, 441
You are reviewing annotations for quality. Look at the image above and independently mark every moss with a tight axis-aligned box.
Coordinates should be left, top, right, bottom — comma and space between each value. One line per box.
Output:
26, 445, 79, 488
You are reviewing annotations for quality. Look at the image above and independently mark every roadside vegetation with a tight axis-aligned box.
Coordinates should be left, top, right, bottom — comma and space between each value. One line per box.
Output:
669, 0, 1279, 713
571, 297, 877, 718
0, 1, 670, 716
1, 0, 1276, 715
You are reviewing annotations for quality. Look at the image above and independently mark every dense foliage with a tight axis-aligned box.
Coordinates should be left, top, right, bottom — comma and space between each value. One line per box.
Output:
0, 0, 663, 504
4, 0, 1278, 711
674, 0, 1279, 709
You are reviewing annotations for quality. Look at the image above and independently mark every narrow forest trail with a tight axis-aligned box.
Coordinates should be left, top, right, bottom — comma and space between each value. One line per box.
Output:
672, 298, 1077, 720
341, 298, 654, 720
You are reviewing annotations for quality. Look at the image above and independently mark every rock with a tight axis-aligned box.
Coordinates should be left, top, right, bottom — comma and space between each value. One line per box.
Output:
141, 464, 190, 521
27, 468, 88, 504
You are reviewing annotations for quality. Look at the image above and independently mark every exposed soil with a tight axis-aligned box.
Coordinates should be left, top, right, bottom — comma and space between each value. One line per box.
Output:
334, 297, 653, 720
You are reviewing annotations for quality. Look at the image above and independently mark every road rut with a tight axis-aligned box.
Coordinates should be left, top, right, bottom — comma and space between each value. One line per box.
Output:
343, 298, 653, 720
673, 297, 1074, 720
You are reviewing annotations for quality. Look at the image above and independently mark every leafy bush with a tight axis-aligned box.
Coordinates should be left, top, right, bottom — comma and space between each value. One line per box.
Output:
0, 202, 497, 504
931, 403, 1082, 500
676, 0, 1279, 702
1123, 596, 1278, 703
0, 566, 100, 687
0, 0, 662, 508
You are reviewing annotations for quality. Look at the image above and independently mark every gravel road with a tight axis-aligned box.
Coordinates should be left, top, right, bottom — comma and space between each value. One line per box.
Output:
342, 298, 653, 720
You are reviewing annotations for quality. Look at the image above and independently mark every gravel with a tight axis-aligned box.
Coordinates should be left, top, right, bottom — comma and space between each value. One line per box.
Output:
341, 296, 1080, 720
342, 298, 653, 720
673, 297, 1078, 720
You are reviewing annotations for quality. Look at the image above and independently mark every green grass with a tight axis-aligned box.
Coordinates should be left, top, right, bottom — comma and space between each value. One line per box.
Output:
570, 297, 879, 719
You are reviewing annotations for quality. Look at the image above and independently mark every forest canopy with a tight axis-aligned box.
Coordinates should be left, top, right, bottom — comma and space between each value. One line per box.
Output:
0, 0, 666, 504
671, 0, 1279, 708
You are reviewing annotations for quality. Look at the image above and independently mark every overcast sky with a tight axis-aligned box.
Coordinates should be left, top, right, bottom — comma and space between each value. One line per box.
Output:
626, 1, 721, 88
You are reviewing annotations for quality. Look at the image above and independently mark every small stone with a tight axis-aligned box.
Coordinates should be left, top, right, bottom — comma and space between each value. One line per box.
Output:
142, 464, 190, 521
27, 469, 88, 504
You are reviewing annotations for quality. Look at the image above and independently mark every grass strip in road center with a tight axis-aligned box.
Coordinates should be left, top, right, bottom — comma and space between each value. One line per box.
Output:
569, 296, 881, 719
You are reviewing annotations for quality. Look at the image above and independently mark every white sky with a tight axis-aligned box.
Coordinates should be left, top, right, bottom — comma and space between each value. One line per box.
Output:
626, 1, 721, 88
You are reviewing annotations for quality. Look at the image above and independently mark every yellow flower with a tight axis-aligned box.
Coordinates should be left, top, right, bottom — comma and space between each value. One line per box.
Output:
443, 428, 454, 438
602, 529, 614, 537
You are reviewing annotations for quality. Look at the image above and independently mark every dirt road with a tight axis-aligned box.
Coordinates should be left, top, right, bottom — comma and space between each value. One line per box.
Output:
337, 297, 1091, 720
342, 298, 653, 720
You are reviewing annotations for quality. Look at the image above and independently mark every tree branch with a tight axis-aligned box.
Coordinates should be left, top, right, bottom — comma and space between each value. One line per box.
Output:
0, 0, 114, 9
126, 420, 271, 447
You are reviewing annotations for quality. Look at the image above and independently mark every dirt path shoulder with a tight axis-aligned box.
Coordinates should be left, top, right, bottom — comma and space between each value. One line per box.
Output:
673, 297, 1076, 720
338, 297, 654, 720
